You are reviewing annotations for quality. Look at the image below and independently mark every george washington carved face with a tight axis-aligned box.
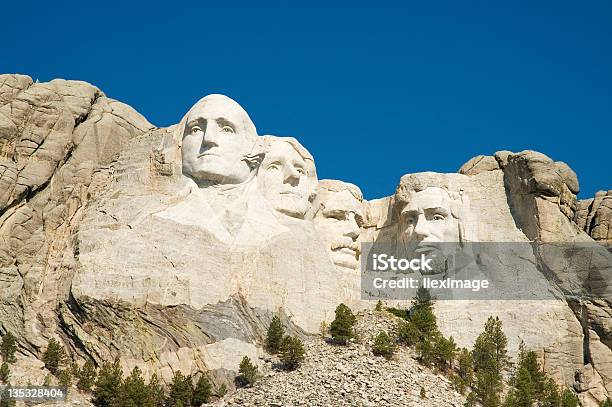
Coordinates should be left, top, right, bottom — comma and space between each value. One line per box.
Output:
181, 94, 258, 185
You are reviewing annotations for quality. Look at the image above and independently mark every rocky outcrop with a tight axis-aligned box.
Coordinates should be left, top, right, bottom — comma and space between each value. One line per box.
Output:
220, 310, 466, 407
577, 190, 612, 245
0, 74, 153, 356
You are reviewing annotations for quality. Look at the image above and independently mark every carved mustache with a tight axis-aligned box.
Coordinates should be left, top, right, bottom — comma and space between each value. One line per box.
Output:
331, 239, 360, 254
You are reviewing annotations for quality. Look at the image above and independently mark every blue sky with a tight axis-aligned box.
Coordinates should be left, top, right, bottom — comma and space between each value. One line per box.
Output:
3, 1, 610, 200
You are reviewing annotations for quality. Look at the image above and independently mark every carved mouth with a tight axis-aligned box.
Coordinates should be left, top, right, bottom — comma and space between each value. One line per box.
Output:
197, 152, 219, 158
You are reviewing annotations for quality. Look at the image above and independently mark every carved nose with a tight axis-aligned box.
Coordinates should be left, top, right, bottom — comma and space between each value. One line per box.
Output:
200, 128, 219, 152
413, 214, 430, 239
284, 167, 300, 186
344, 212, 360, 239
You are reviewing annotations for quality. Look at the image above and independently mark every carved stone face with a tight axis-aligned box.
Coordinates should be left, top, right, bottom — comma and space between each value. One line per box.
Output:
181, 95, 257, 185
399, 187, 460, 243
314, 188, 363, 271
258, 140, 313, 218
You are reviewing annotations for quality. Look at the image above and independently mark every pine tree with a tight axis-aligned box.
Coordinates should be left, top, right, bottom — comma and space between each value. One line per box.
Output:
474, 368, 502, 407
265, 316, 284, 354
0, 333, 17, 363
279, 335, 306, 369
433, 335, 456, 372
412, 286, 434, 310
77, 360, 97, 392
420, 386, 427, 398
0, 385, 15, 407
375, 300, 383, 311
0, 363, 9, 383
371, 331, 397, 359
396, 321, 421, 347
559, 389, 579, 407
166, 371, 193, 407
416, 336, 435, 367
58, 368, 72, 388
146, 373, 166, 407
510, 367, 535, 407
237, 356, 258, 386
484, 317, 508, 373
119, 366, 148, 407
329, 303, 357, 344
540, 377, 561, 407
216, 383, 228, 397
192, 375, 212, 406
93, 358, 123, 407
458, 348, 474, 386
42, 338, 66, 375
600, 398, 612, 407
472, 317, 505, 407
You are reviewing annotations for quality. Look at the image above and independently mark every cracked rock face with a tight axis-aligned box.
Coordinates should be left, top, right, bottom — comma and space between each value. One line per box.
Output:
0, 74, 610, 406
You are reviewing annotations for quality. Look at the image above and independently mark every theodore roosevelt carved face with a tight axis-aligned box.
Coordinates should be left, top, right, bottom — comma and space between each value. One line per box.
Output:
181, 94, 258, 185
314, 180, 364, 271
256, 137, 317, 219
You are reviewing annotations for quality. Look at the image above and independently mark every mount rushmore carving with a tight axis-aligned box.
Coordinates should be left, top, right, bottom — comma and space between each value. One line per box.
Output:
0, 75, 610, 405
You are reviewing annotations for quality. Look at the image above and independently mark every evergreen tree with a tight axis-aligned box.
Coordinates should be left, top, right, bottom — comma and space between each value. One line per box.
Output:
458, 348, 474, 387
412, 286, 434, 310
540, 377, 561, 407
166, 371, 193, 407
265, 316, 284, 354
146, 373, 166, 407
371, 331, 397, 359
375, 300, 383, 311
279, 336, 306, 369
484, 317, 509, 373
58, 368, 72, 388
472, 318, 505, 407
329, 303, 357, 344
0, 385, 15, 407
396, 321, 421, 347
559, 389, 579, 407
93, 358, 123, 407
237, 356, 258, 386
474, 368, 502, 407
0, 333, 16, 364
42, 338, 66, 375
433, 335, 456, 372
192, 375, 212, 406
464, 392, 477, 407
506, 367, 535, 407
216, 383, 228, 397
420, 386, 427, 399
77, 360, 97, 392
410, 307, 438, 338
120, 366, 148, 407
600, 398, 612, 407
409, 288, 438, 338
0, 363, 9, 383
416, 336, 435, 367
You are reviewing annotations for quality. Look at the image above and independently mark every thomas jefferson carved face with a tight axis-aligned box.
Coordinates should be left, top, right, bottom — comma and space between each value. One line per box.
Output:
314, 183, 364, 271
181, 95, 257, 185
257, 139, 315, 219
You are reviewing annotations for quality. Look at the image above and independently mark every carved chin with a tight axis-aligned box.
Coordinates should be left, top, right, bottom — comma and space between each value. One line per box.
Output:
331, 249, 359, 270
272, 197, 309, 219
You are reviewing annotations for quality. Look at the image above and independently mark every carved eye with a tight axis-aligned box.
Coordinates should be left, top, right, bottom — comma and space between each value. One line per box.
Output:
296, 167, 306, 175
191, 125, 202, 134
221, 125, 234, 133
432, 214, 445, 221
267, 163, 281, 171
